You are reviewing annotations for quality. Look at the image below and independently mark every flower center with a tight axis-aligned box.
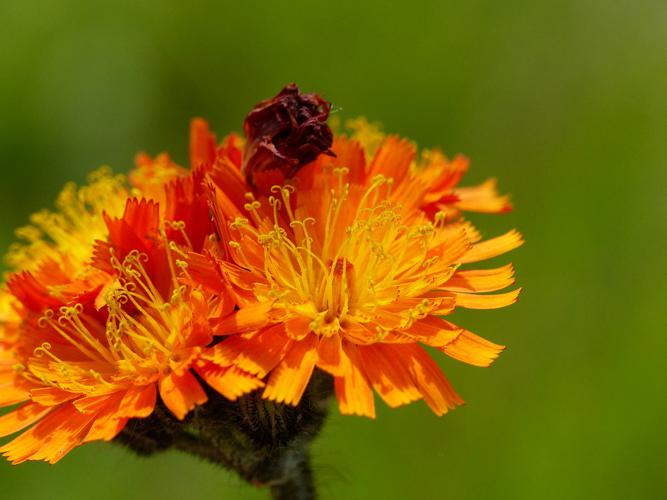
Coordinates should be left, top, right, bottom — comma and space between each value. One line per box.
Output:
21, 223, 202, 395
231, 168, 447, 339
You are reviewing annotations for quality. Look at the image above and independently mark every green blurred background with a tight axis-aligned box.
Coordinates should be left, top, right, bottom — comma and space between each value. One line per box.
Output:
1, 0, 665, 498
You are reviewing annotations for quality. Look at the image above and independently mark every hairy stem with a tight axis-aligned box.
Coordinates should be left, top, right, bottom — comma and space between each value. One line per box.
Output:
269, 447, 315, 500
115, 371, 332, 500
172, 432, 236, 470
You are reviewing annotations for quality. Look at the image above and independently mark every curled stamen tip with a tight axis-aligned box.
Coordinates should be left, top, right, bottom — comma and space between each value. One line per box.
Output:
243, 201, 262, 211
37, 310, 54, 328
33, 342, 52, 357
268, 196, 282, 209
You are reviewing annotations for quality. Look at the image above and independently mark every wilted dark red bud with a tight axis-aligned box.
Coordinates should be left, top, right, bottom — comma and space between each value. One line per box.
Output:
242, 83, 335, 186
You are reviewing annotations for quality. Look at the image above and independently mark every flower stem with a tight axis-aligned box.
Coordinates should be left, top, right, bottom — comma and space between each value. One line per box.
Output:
269, 448, 315, 500
172, 432, 236, 470
115, 371, 332, 500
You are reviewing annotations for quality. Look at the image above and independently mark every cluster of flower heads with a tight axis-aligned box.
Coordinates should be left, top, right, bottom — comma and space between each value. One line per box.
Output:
0, 85, 522, 464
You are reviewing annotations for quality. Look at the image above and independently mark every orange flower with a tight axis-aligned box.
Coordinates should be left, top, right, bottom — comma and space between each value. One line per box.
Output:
0, 147, 261, 464
0, 85, 523, 467
188, 116, 523, 418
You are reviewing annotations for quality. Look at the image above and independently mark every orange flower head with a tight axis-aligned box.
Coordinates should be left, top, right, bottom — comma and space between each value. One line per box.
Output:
193, 107, 523, 418
0, 86, 523, 470
0, 146, 262, 464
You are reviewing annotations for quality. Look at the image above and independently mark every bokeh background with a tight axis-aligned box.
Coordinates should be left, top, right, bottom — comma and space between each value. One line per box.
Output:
1, 1, 665, 499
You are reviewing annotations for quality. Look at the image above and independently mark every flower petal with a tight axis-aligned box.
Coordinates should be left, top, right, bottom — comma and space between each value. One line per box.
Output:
398, 344, 464, 415
210, 324, 293, 378
0, 383, 30, 407
0, 403, 95, 464
334, 342, 375, 418
402, 316, 462, 347
441, 329, 505, 367
84, 415, 128, 444
212, 302, 272, 335
82, 394, 127, 443
263, 335, 318, 405
316, 333, 344, 376
118, 385, 157, 419
453, 288, 522, 309
159, 370, 208, 420
460, 230, 523, 264
189, 118, 217, 169
357, 344, 421, 408
284, 316, 313, 340
443, 264, 516, 293
368, 135, 415, 186
30, 387, 78, 407
195, 362, 264, 400
453, 178, 512, 213
0, 402, 51, 438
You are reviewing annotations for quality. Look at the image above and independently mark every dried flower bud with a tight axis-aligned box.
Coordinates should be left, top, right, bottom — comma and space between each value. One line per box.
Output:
242, 83, 335, 186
